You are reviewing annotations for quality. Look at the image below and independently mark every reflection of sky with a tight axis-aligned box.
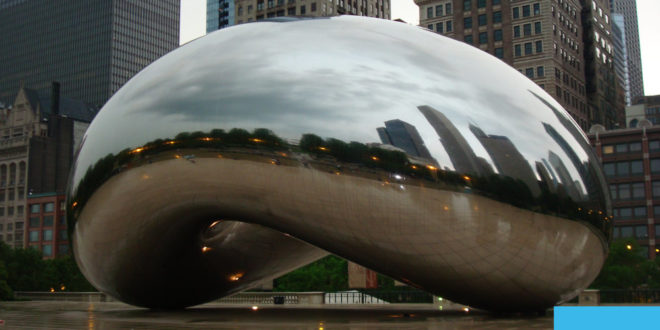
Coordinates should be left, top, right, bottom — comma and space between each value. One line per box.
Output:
73, 16, 594, 192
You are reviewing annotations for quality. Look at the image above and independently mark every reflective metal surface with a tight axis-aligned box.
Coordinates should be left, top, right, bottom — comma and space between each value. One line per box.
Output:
67, 16, 611, 312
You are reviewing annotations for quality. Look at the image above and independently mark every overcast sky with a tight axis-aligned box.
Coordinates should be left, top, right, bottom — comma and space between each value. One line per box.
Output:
180, 0, 660, 96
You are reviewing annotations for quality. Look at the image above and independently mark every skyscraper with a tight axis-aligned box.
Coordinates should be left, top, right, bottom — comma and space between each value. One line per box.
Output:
0, 0, 180, 107
416, 0, 624, 131
207, 0, 390, 32
377, 119, 433, 160
610, 0, 644, 102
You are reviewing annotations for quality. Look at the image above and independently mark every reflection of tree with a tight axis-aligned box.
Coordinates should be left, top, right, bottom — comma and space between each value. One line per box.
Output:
68, 127, 611, 240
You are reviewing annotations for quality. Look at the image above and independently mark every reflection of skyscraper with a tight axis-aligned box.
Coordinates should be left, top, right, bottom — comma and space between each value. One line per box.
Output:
548, 151, 583, 201
377, 119, 433, 160
470, 124, 541, 196
418, 105, 489, 176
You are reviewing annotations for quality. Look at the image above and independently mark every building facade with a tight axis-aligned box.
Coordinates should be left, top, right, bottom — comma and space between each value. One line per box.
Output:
0, 0, 180, 107
0, 84, 94, 254
416, 0, 625, 132
207, 0, 390, 31
610, 0, 644, 102
626, 95, 660, 127
590, 125, 660, 259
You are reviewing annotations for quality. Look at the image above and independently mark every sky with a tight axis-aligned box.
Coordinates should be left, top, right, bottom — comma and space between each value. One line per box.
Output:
180, 0, 659, 96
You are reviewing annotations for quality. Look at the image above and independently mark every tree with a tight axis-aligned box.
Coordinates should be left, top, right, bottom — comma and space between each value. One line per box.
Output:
590, 239, 660, 289
274, 255, 348, 292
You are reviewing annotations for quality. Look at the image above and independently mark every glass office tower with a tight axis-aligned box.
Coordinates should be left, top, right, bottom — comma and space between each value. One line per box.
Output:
0, 0, 180, 107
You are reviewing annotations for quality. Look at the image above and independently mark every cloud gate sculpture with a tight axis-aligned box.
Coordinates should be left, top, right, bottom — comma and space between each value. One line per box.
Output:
67, 16, 611, 312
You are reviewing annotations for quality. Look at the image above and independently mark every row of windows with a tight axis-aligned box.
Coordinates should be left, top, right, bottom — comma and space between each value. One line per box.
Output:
514, 41, 543, 56
464, 30, 502, 45
513, 22, 541, 38
0, 188, 25, 202
603, 141, 655, 155
609, 182, 645, 201
28, 243, 69, 257
29, 215, 61, 228
0, 206, 24, 217
613, 206, 647, 219
429, 21, 453, 33
463, 11, 502, 29
463, 0, 500, 12
426, 2, 452, 19
30, 202, 56, 214
613, 225, 650, 239
603, 160, 644, 177
523, 66, 544, 79
512, 3, 540, 19
28, 229, 67, 242
0, 221, 23, 232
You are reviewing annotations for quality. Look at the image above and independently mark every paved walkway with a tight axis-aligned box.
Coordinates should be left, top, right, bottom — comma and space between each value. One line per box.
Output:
0, 301, 553, 329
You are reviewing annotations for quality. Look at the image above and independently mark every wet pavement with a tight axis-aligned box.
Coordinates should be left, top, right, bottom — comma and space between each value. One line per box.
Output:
0, 301, 553, 329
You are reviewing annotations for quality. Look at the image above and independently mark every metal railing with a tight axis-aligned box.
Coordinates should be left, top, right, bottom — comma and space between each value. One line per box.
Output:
325, 289, 434, 304
599, 289, 660, 304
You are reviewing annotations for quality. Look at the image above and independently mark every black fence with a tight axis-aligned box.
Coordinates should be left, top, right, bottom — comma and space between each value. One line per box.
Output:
599, 289, 660, 304
325, 289, 434, 304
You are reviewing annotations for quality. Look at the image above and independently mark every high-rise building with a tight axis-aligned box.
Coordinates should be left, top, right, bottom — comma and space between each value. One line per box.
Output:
610, 0, 644, 102
611, 13, 630, 106
416, 0, 625, 132
207, 0, 390, 32
583, 0, 620, 129
207, 0, 236, 32
0, 84, 95, 253
0, 0, 180, 107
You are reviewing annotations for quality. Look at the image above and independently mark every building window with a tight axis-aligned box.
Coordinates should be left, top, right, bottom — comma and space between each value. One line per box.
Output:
650, 140, 660, 151
632, 182, 645, 199
523, 24, 531, 36
524, 42, 532, 55
535, 22, 541, 34
464, 34, 473, 44
479, 32, 488, 44
59, 230, 68, 241
464, 0, 471, 11
494, 47, 503, 58
29, 230, 39, 242
446, 20, 452, 32
31, 204, 40, 214
493, 11, 501, 23
29, 217, 39, 228
435, 5, 443, 16
427, 6, 433, 18
43, 229, 53, 241
311, 2, 316, 11
653, 181, 660, 198
464, 17, 472, 29
300, 5, 306, 14
620, 226, 633, 238
515, 44, 521, 56
288, 7, 295, 15
651, 159, 660, 173
44, 202, 54, 213
478, 14, 487, 26
513, 7, 519, 19
43, 216, 54, 227
536, 40, 543, 52
494, 29, 502, 41
634, 206, 647, 218
533, 3, 540, 15
59, 244, 69, 255
43, 244, 53, 257
478, 0, 486, 8
514, 26, 520, 38
537, 66, 544, 77
522, 5, 530, 17
436, 23, 443, 33
428, 24, 433, 30
446, 3, 452, 14
525, 68, 534, 78
635, 226, 648, 239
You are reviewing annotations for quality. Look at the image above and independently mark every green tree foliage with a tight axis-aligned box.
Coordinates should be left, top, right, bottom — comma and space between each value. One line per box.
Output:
274, 255, 348, 292
591, 239, 660, 289
0, 242, 95, 300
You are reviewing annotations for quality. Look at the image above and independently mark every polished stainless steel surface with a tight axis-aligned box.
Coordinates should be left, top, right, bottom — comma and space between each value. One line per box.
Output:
67, 16, 611, 312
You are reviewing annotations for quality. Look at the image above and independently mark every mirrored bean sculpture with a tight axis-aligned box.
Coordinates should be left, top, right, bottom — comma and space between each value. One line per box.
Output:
67, 16, 611, 312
